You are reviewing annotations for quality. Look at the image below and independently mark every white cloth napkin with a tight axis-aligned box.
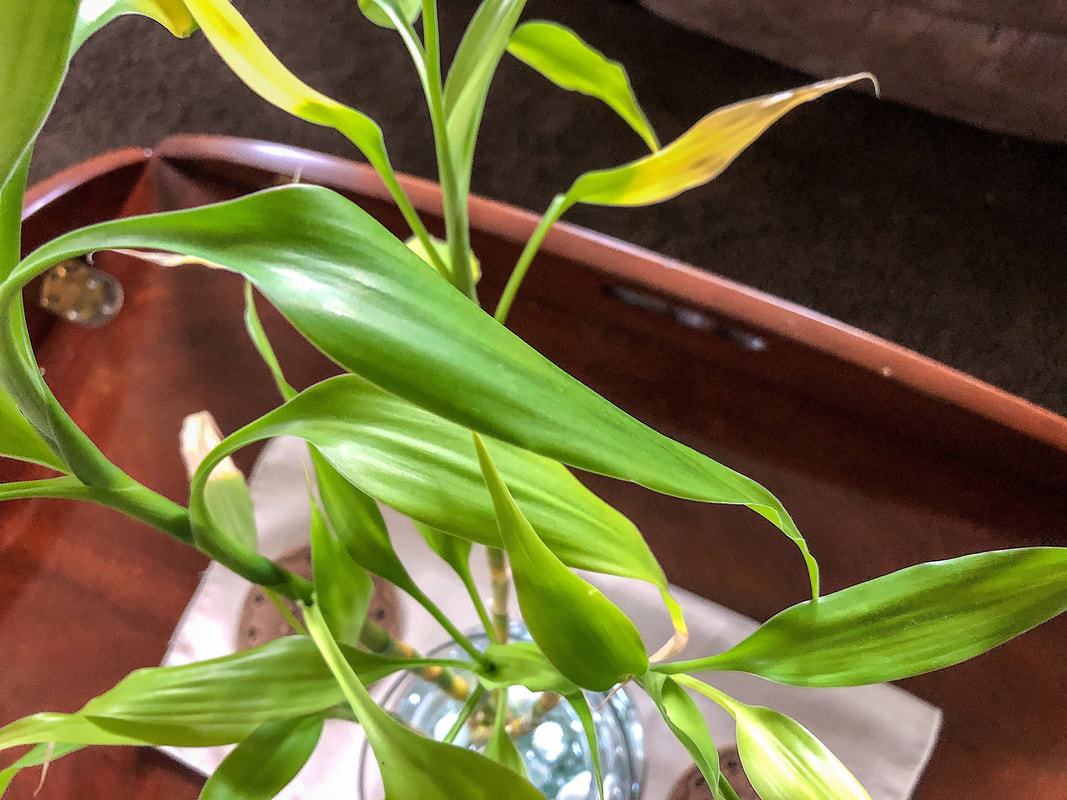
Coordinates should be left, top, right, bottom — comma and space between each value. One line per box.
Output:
162, 437, 941, 799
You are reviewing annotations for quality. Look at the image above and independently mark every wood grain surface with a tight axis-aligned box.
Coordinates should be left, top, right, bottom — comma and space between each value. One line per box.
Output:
1, 137, 1064, 799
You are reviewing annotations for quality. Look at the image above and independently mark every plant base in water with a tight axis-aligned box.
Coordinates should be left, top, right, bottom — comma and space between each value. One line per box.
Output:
357, 625, 645, 800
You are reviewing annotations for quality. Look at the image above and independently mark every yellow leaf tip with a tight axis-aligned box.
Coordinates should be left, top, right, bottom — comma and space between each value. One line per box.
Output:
180, 410, 240, 481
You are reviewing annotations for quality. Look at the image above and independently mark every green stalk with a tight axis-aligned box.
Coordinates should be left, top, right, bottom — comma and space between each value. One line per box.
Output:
487, 547, 510, 645
421, 0, 477, 302
493, 193, 571, 324
407, 583, 493, 668
443, 684, 486, 744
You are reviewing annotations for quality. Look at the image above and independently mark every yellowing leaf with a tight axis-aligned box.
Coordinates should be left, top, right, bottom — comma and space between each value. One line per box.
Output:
567, 74, 875, 207
181, 0, 387, 160
474, 432, 648, 691
72, 0, 197, 51
508, 21, 658, 151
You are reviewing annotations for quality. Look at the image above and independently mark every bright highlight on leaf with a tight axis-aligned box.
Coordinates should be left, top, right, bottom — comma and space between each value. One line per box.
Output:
659, 547, 1067, 686
641, 673, 725, 800
567, 74, 875, 207
676, 675, 872, 800
181, 411, 257, 550
10, 184, 808, 601
474, 432, 648, 691
508, 21, 659, 151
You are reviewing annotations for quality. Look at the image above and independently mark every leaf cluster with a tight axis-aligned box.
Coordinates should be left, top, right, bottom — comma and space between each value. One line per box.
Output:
0, 3, 1062, 800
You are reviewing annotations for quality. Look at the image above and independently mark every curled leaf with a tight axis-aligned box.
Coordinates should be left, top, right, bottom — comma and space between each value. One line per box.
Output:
567, 74, 875, 207
474, 432, 648, 691
508, 21, 658, 150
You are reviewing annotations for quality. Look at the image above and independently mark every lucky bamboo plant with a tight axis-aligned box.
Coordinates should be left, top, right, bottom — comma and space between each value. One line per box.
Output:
2, 2, 1066, 799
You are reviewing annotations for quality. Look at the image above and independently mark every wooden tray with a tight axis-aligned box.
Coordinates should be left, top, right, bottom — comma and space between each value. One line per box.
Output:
2, 135, 1064, 799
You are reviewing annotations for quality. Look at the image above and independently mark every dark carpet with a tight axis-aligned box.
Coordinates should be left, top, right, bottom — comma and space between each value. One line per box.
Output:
32, 0, 1067, 415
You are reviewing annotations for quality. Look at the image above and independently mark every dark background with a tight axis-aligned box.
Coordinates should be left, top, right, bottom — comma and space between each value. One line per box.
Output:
32, 0, 1067, 414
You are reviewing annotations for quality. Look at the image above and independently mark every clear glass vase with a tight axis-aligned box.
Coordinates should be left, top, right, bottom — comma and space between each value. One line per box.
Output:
357, 623, 645, 800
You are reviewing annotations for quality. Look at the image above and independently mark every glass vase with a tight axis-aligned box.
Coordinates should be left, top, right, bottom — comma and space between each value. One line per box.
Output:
357, 623, 645, 800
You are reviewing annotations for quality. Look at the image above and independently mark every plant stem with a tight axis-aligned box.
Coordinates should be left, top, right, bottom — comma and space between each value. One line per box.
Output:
407, 583, 493, 669
487, 547, 510, 644
458, 566, 495, 643
494, 194, 571, 324
264, 586, 308, 635
421, 0, 476, 302
443, 683, 486, 744
507, 691, 562, 739
360, 618, 470, 701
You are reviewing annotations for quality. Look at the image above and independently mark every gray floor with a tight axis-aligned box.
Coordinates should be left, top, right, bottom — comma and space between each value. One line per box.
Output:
33, 0, 1067, 415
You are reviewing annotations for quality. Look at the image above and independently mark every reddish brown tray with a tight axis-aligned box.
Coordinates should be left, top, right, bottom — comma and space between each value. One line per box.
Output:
2, 135, 1064, 799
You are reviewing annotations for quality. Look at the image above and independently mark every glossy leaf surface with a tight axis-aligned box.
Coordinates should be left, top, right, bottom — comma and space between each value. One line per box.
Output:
475, 433, 648, 691
72, 0, 197, 52
567, 74, 873, 207
309, 491, 374, 647
199, 715, 324, 800
203, 374, 665, 590
13, 184, 810, 594
734, 704, 871, 800
641, 673, 724, 800
665, 547, 1067, 686
508, 21, 658, 150
304, 602, 546, 800
0, 638, 462, 751
0, 0, 77, 192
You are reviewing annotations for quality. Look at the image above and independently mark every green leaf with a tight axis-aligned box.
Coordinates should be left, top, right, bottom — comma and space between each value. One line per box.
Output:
10, 184, 813, 597
309, 447, 414, 590
415, 521, 474, 579
443, 0, 528, 178
0, 0, 77, 193
181, 411, 257, 551
199, 715, 324, 800
474, 432, 648, 691
202, 373, 665, 594
0, 637, 463, 752
734, 704, 871, 800
484, 693, 527, 778
478, 643, 578, 695
309, 490, 375, 647
508, 21, 658, 151
564, 692, 604, 800
405, 233, 481, 284
0, 742, 83, 796
303, 602, 546, 800
0, 386, 65, 469
640, 673, 725, 800
357, 0, 421, 30
243, 281, 296, 401
72, 0, 197, 52
662, 547, 1067, 686
566, 74, 875, 207
678, 675, 872, 800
